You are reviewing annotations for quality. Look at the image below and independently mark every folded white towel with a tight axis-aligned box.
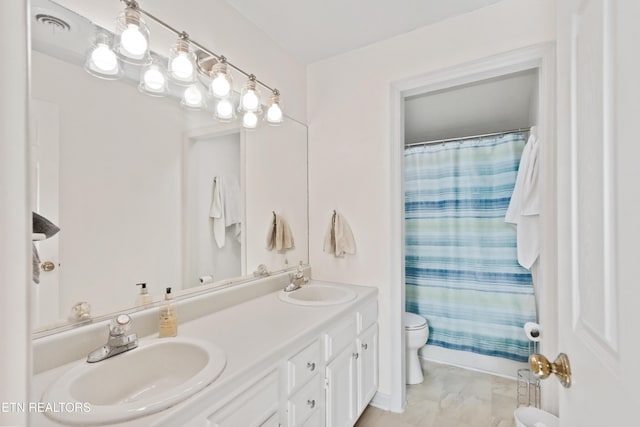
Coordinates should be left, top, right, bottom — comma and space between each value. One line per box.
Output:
323, 211, 356, 257
505, 128, 540, 269
266, 212, 295, 251
209, 177, 226, 248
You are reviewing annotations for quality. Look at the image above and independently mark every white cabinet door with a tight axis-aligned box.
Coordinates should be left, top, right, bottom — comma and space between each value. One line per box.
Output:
556, 0, 640, 424
356, 324, 378, 414
325, 343, 357, 427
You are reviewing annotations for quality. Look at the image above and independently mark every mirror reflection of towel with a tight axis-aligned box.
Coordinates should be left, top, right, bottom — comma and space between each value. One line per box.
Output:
32, 212, 60, 284
266, 212, 294, 251
210, 176, 242, 248
323, 211, 356, 257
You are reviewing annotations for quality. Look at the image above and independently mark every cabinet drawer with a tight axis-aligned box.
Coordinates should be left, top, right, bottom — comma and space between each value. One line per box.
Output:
207, 370, 279, 427
324, 314, 357, 362
287, 374, 322, 427
357, 300, 378, 334
288, 339, 321, 394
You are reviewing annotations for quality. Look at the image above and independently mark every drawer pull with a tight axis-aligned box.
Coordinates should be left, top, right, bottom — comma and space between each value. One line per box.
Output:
361, 343, 368, 350
306, 362, 316, 371
307, 399, 316, 409
353, 352, 359, 359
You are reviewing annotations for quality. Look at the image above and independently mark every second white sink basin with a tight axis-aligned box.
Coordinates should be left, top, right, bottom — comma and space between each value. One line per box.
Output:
279, 282, 357, 306
42, 337, 226, 425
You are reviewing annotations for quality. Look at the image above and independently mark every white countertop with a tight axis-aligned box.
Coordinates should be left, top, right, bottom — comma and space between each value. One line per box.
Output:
30, 280, 377, 426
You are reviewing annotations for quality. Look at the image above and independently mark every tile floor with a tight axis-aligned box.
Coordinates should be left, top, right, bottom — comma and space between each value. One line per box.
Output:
355, 360, 518, 427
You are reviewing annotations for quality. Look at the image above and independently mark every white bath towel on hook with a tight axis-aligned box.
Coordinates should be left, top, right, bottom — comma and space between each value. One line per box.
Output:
505, 127, 540, 269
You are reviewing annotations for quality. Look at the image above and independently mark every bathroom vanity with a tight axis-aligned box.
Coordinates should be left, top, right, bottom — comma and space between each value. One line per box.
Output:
31, 277, 378, 426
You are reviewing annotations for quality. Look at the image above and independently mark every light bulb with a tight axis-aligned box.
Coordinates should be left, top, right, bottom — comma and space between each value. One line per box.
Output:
241, 90, 259, 111
143, 66, 165, 91
211, 74, 231, 97
216, 99, 233, 119
90, 44, 118, 72
243, 111, 258, 128
120, 24, 147, 56
182, 86, 203, 107
170, 53, 194, 80
267, 103, 283, 123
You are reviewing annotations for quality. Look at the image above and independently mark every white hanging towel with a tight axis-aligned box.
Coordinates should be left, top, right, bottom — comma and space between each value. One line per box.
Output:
505, 127, 540, 269
209, 177, 226, 248
323, 211, 356, 257
224, 177, 242, 243
266, 212, 295, 251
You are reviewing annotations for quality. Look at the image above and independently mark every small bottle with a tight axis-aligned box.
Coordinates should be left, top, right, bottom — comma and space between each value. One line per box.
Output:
158, 287, 178, 338
135, 283, 152, 306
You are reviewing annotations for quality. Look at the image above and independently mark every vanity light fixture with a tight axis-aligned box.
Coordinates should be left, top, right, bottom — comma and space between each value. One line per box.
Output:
114, 4, 150, 64
215, 98, 236, 122
242, 111, 259, 129
84, 31, 122, 80
209, 56, 233, 98
266, 89, 283, 125
139, 56, 167, 96
181, 85, 206, 109
84, 0, 284, 127
239, 75, 261, 113
168, 33, 196, 84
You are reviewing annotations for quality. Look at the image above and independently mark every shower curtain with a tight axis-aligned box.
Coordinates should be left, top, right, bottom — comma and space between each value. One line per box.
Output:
405, 132, 537, 362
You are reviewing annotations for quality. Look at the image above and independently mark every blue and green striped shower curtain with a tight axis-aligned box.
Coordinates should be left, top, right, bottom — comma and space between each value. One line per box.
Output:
405, 132, 537, 362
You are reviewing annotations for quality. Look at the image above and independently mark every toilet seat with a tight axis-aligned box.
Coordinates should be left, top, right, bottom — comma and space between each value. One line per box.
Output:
404, 312, 427, 331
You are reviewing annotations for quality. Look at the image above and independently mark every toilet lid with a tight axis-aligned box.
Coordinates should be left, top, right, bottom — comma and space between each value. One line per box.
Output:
404, 312, 427, 330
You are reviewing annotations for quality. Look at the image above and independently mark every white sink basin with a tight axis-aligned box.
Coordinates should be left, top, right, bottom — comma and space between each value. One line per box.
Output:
278, 282, 357, 306
42, 337, 226, 425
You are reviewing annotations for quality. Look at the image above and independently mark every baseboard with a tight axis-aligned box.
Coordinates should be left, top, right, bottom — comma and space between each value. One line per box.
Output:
369, 391, 399, 412
419, 345, 528, 379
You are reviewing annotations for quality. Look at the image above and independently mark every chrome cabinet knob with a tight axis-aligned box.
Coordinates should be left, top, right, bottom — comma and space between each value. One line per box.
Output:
361, 343, 368, 350
353, 352, 359, 359
307, 399, 315, 409
307, 362, 316, 371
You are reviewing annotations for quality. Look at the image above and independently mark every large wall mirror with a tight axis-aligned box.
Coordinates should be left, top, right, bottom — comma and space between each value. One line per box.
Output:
30, 0, 308, 333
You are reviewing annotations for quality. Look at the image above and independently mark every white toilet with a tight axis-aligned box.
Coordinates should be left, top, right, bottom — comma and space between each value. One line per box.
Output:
513, 407, 559, 427
404, 311, 429, 384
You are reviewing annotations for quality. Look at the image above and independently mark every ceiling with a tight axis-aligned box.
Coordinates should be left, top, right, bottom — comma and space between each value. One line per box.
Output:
222, 0, 506, 64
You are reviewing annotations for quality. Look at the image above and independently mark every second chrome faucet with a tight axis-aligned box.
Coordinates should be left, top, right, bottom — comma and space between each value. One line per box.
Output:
87, 314, 138, 363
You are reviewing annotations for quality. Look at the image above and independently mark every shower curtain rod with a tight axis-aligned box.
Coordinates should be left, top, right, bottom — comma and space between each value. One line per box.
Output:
405, 127, 531, 148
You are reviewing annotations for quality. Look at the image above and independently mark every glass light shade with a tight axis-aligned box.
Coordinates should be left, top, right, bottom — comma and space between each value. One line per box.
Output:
239, 77, 262, 113
242, 111, 258, 129
114, 7, 150, 65
214, 98, 236, 122
209, 61, 233, 98
139, 61, 167, 97
84, 32, 122, 80
181, 85, 206, 109
266, 91, 283, 125
168, 38, 196, 84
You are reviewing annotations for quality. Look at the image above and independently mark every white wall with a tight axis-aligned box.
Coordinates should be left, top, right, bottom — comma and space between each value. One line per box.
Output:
308, 0, 555, 404
0, 1, 30, 424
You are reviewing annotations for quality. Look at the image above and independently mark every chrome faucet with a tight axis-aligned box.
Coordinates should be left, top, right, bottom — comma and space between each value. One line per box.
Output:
87, 314, 138, 363
284, 262, 309, 292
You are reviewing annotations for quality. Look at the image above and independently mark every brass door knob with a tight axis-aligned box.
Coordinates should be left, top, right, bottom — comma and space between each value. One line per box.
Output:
41, 261, 56, 272
529, 353, 572, 388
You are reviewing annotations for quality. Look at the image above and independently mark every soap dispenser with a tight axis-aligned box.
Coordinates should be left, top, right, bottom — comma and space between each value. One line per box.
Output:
158, 287, 178, 337
135, 282, 152, 306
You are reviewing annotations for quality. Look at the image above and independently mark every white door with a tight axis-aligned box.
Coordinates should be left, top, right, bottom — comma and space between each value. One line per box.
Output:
30, 99, 60, 328
556, 0, 640, 424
